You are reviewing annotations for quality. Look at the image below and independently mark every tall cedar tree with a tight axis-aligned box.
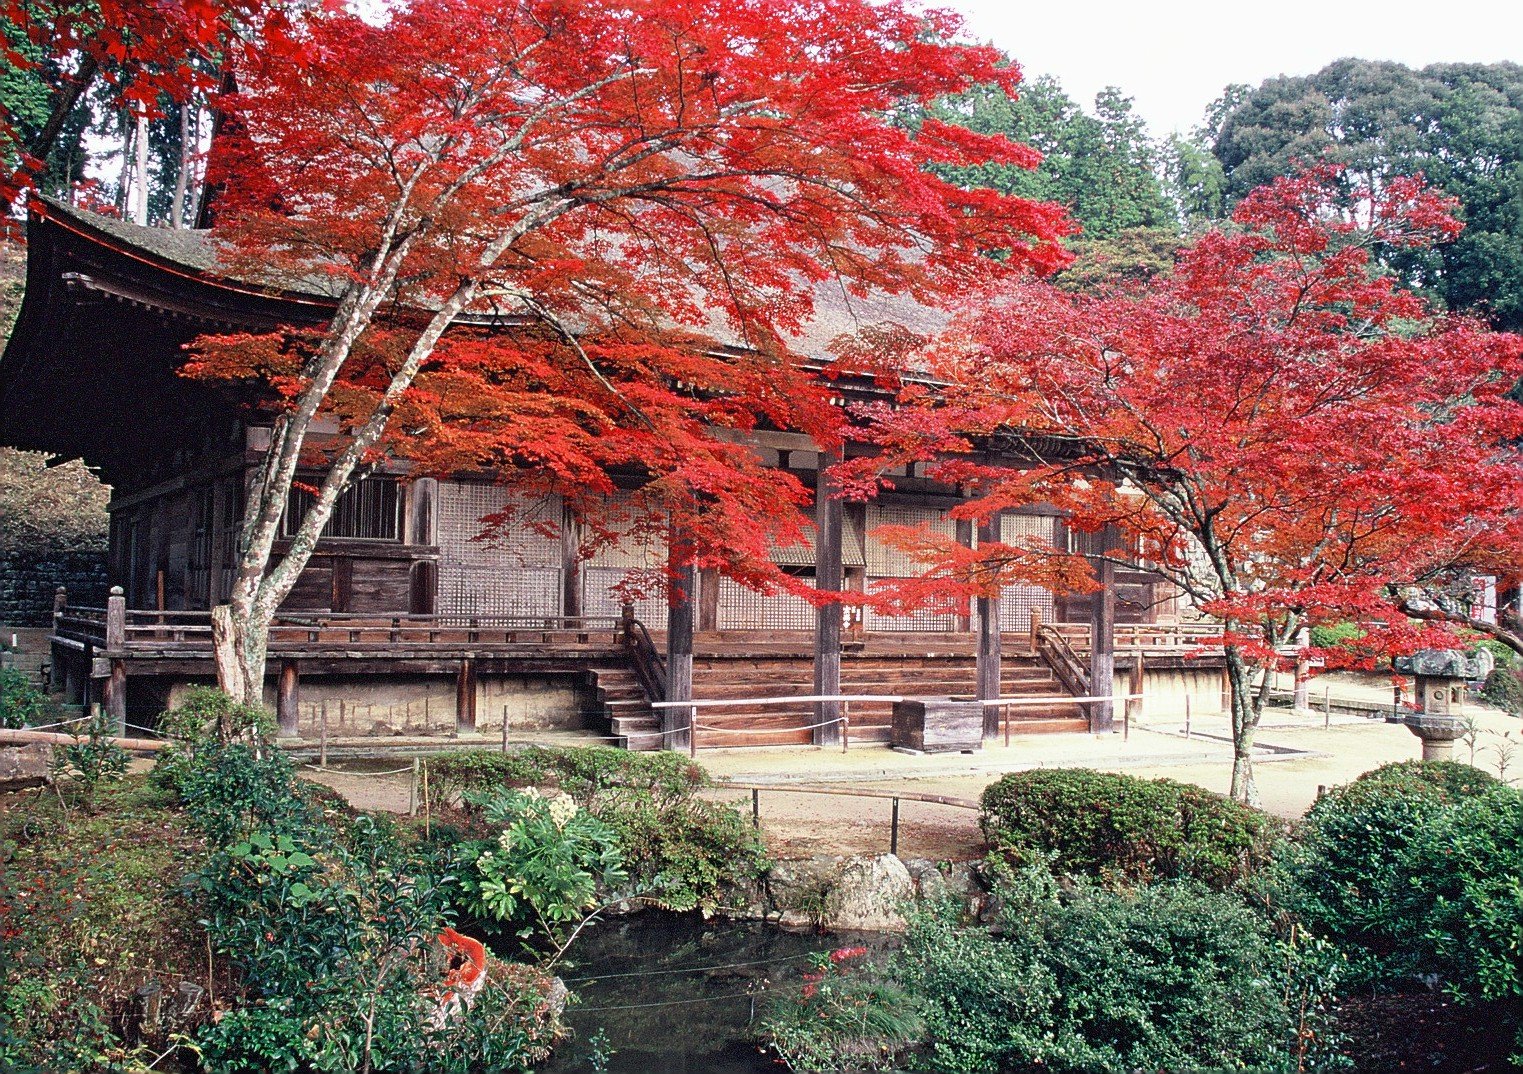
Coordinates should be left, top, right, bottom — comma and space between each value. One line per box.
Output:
183, 0, 1072, 703
846, 166, 1523, 803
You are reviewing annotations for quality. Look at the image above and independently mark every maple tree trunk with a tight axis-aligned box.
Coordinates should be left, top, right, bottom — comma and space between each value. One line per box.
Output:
1224, 646, 1262, 806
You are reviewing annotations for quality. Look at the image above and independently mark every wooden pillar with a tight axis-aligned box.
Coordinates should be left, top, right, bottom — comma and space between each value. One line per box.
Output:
561, 502, 583, 620
698, 568, 720, 633
277, 660, 301, 738
813, 449, 844, 747
455, 656, 478, 735
954, 518, 974, 633
976, 518, 1001, 740
1089, 535, 1117, 733
103, 586, 127, 732
50, 586, 67, 692
665, 550, 695, 753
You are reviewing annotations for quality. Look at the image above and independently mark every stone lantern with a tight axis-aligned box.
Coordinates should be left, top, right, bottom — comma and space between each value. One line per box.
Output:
1392, 649, 1487, 760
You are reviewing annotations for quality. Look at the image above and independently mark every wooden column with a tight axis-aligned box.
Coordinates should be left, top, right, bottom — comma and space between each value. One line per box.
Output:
954, 518, 974, 632
455, 656, 478, 735
1089, 533, 1117, 733
561, 502, 583, 620
698, 568, 720, 633
976, 518, 1002, 740
50, 586, 67, 692
813, 449, 844, 747
276, 660, 301, 738
665, 550, 695, 753
103, 586, 126, 732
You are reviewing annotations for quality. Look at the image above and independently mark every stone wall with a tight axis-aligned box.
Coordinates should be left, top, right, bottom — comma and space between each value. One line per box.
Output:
0, 547, 107, 626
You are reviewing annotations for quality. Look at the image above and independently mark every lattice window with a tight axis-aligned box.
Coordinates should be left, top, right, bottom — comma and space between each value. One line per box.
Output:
718, 575, 817, 631
436, 482, 561, 617
864, 504, 958, 631
583, 565, 669, 630
436, 565, 562, 620
864, 503, 956, 574
997, 514, 1057, 631
186, 485, 214, 606
284, 476, 400, 541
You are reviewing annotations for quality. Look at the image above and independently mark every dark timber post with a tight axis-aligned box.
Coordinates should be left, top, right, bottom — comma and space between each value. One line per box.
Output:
813, 448, 844, 747
277, 660, 301, 738
665, 537, 695, 753
976, 518, 1002, 740
561, 502, 583, 621
103, 586, 127, 732
954, 519, 974, 633
1089, 529, 1117, 733
455, 657, 477, 735
50, 586, 66, 692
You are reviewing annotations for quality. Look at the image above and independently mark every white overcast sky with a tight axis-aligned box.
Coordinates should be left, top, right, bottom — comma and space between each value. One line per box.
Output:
946, 0, 1523, 136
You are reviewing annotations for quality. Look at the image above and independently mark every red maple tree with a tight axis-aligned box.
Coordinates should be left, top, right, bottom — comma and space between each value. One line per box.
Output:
849, 166, 1523, 802
183, 0, 1073, 701
0, 0, 302, 206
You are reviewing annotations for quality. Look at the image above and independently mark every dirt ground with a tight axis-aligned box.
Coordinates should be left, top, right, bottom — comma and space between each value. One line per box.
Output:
299, 699, 1519, 862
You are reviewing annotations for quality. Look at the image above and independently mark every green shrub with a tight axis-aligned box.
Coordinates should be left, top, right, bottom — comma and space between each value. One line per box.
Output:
1481, 666, 1523, 715
759, 946, 922, 1073
49, 713, 129, 812
1474, 638, 1517, 669
458, 788, 627, 952
1276, 760, 1511, 992
175, 742, 565, 1073
427, 746, 767, 913
979, 768, 1281, 889
152, 686, 275, 793
1310, 621, 1365, 650
896, 863, 1325, 1074
0, 667, 57, 729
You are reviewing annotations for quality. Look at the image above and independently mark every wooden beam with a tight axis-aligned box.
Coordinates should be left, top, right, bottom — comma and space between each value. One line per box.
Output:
954, 518, 974, 632
813, 449, 844, 747
276, 659, 301, 738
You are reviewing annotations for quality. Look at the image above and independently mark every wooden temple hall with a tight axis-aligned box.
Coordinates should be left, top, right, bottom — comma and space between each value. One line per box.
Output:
1, 200, 1227, 750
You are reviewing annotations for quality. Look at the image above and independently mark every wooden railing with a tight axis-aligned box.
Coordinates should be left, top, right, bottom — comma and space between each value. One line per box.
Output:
621, 614, 667, 703
1049, 622, 1224, 653
56, 603, 638, 654
1036, 624, 1090, 698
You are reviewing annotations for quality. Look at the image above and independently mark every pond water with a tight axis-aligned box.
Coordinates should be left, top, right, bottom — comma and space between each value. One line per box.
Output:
532, 914, 889, 1074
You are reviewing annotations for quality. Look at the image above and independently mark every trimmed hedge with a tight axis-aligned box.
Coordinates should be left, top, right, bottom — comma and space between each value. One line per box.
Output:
1276, 759, 1514, 995
979, 768, 1280, 889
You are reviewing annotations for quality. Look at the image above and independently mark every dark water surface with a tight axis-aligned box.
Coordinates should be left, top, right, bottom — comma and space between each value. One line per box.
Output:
534, 914, 887, 1074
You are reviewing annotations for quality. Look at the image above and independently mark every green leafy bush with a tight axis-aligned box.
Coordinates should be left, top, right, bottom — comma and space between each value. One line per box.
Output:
1474, 638, 1517, 669
458, 788, 627, 951
979, 768, 1281, 889
49, 713, 129, 812
1481, 666, 1523, 715
0, 666, 57, 729
428, 746, 767, 913
184, 749, 563, 1073
1310, 621, 1365, 650
896, 863, 1326, 1074
1277, 761, 1518, 1005
151, 686, 275, 793
759, 946, 922, 1073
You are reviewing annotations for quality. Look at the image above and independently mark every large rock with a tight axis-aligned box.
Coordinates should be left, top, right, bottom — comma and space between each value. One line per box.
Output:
0, 742, 53, 791
771, 854, 915, 932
